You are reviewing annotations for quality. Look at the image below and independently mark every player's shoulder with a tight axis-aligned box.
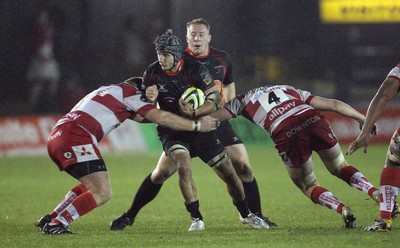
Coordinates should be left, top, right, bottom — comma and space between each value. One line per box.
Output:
209, 47, 230, 57
183, 56, 203, 68
144, 60, 164, 78
146, 60, 161, 72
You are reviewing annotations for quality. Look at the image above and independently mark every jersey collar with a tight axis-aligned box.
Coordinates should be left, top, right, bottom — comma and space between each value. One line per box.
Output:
165, 59, 184, 76
185, 47, 210, 59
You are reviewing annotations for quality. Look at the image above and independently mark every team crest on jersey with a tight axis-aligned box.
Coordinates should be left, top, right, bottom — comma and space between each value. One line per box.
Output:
64, 152, 72, 159
201, 70, 213, 85
96, 89, 108, 96
72, 144, 99, 162
214, 65, 223, 74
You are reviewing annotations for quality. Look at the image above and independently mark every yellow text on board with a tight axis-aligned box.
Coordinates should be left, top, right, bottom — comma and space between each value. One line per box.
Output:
320, 0, 400, 23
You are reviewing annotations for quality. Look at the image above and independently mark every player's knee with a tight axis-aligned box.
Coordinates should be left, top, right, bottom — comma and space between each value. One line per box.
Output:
151, 167, 175, 184
207, 152, 229, 168
92, 188, 112, 206
232, 160, 253, 181
387, 143, 400, 165
324, 153, 346, 176
292, 173, 317, 195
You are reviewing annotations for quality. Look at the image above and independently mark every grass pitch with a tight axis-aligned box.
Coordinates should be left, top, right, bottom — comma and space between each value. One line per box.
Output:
0, 144, 397, 247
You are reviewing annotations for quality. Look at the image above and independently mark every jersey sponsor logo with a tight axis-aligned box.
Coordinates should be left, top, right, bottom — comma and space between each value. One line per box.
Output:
200, 70, 213, 85
286, 115, 321, 137
269, 102, 296, 121
72, 144, 98, 162
48, 130, 62, 141
158, 84, 168, 93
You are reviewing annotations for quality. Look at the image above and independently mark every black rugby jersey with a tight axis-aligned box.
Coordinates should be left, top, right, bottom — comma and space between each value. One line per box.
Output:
183, 47, 234, 94
143, 57, 214, 116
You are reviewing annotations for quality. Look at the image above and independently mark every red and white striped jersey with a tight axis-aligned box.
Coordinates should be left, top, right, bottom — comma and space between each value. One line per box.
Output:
224, 85, 316, 135
55, 82, 156, 142
387, 63, 400, 82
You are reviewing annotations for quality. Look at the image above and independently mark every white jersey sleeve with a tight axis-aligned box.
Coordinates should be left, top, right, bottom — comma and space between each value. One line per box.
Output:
56, 83, 155, 142
387, 63, 400, 81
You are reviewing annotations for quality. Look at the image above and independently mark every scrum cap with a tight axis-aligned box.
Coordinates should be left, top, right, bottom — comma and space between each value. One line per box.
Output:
154, 29, 182, 63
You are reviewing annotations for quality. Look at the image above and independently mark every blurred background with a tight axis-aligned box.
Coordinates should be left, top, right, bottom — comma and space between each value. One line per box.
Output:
1, 0, 399, 116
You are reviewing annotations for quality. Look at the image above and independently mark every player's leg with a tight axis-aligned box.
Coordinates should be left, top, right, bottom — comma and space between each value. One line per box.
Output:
365, 129, 400, 231
110, 152, 177, 230
35, 183, 88, 230
318, 143, 379, 202
43, 160, 110, 234
210, 154, 268, 229
39, 123, 107, 234
165, 143, 203, 231
217, 123, 276, 225
285, 157, 355, 228
225, 143, 276, 226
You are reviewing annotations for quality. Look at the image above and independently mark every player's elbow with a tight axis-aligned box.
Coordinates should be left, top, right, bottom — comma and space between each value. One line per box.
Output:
330, 99, 341, 112
152, 111, 171, 126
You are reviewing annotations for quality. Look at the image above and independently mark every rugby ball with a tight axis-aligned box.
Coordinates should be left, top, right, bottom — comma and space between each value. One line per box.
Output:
181, 87, 205, 110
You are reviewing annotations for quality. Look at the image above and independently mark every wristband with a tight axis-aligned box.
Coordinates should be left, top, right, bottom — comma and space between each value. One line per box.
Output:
192, 120, 201, 131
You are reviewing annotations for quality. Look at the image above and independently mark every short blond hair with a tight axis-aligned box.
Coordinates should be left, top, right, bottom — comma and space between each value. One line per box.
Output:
186, 18, 210, 33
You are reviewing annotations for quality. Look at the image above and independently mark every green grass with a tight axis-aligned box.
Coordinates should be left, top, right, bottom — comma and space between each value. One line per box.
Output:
0, 144, 397, 247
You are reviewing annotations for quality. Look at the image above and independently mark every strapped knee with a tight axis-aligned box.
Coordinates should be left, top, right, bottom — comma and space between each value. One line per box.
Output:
207, 152, 228, 168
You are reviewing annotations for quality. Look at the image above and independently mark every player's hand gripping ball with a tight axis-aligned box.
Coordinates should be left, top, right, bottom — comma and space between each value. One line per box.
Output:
180, 87, 205, 110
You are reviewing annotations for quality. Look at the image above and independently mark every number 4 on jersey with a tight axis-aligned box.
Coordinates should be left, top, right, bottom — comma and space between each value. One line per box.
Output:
268, 91, 281, 104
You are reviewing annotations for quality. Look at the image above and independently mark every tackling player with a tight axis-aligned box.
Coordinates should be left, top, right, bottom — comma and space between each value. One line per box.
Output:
35, 77, 219, 234
347, 63, 400, 231
208, 84, 381, 228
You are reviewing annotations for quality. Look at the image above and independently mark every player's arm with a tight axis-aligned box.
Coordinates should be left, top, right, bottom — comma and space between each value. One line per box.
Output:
209, 106, 234, 122
347, 77, 399, 155
142, 108, 219, 132
309, 96, 367, 124
223, 82, 236, 102
194, 85, 221, 117
191, 64, 221, 117
146, 85, 158, 102
129, 113, 151, 123
179, 85, 222, 118
360, 77, 399, 135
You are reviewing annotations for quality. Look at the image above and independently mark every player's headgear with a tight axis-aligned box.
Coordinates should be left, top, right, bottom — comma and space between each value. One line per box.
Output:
154, 29, 182, 67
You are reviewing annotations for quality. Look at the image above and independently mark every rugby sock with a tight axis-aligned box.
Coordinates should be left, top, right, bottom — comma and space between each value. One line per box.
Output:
233, 198, 250, 218
379, 167, 400, 220
54, 191, 97, 226
50, 183, 88, 219
243, 178, 263, 216
310, 186, 344, 214
126, 174, 163, 220
339, 166, 378, 198
185, 200, 203, 220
